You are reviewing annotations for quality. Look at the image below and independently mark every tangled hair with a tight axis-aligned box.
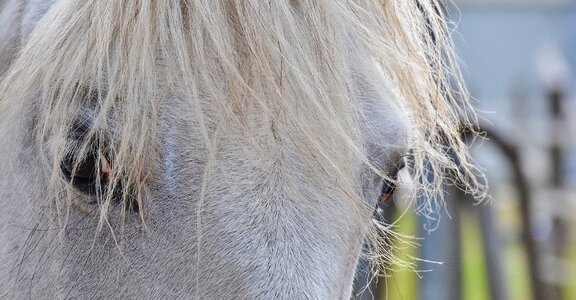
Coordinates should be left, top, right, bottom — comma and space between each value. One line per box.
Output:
0, 0, 485, 271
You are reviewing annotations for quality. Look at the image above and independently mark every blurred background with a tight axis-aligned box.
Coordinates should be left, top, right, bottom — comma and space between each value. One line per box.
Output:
355, 0, 576, 299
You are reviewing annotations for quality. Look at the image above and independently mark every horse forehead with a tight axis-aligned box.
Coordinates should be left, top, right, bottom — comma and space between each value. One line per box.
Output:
155, 99, 411, 194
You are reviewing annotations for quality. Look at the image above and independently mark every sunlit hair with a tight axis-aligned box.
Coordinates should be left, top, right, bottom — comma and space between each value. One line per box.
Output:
0, 0, 485, 274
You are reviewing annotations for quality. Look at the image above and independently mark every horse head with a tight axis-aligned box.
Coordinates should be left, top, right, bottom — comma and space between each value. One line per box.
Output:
0, 1, 483, 298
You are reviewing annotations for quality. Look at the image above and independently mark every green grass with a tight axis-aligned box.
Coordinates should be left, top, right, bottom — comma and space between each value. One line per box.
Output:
504, 240, 531, 300
381, 210, 418, 300
461, 209, 489, 300
563, 220, 576, 300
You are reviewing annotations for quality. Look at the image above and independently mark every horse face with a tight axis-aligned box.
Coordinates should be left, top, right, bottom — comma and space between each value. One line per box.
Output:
0, 2, 412, 299
33, 71, 409, 300
0, 77, 411, 299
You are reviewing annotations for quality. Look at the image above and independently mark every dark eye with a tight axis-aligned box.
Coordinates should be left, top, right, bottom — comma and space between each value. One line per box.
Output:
61, 150, 111, 195
60, 148, 139, 212
379, 178, 397, 203
379, 159, 406, 203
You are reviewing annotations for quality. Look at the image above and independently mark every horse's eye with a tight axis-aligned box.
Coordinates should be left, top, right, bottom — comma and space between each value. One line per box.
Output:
379, 159, 406, 203
61, 151, 111, 195
379, 178, 396, 203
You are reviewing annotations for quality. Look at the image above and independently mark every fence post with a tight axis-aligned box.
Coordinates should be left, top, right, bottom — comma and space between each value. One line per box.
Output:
547, 87, 567, 299
477, 199, 509, 300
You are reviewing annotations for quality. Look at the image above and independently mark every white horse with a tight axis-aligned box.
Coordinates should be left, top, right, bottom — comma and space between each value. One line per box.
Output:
0, 0, 483, 298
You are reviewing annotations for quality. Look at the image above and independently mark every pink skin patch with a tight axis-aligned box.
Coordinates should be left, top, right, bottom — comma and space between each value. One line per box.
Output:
100, 154, 112, 181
